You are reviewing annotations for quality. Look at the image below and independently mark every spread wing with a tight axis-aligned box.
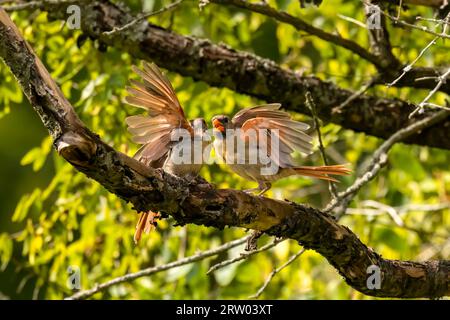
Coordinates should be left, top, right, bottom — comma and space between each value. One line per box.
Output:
125, 62, 193, 165
236, 104, 313, 168
231, 103, 289, 127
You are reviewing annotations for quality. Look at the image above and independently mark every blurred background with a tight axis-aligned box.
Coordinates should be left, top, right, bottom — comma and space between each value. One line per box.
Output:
0, 0, 449, 299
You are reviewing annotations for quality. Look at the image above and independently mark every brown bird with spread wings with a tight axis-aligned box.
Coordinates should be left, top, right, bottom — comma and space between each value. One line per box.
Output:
212, 104, 350, 195
125, 62, 208, 243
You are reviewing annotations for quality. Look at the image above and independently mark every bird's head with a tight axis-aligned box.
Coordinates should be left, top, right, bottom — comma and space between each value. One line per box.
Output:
212, 115, 230, 136
190, 118, 207, 138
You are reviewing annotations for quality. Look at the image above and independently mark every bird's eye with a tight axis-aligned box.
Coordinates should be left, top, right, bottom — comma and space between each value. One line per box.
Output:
223, 118, 228, 123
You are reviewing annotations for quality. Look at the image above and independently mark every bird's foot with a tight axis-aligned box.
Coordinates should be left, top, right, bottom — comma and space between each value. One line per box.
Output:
256, 183, 272, 197
243, 188, 259, 194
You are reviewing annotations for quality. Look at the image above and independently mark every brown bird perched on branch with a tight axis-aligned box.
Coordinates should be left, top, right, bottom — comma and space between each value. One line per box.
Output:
212, 104, 350, 195
125, 62, 209, 243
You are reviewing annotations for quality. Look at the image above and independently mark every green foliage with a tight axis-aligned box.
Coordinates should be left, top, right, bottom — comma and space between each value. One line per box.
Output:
0, 0, 448, 300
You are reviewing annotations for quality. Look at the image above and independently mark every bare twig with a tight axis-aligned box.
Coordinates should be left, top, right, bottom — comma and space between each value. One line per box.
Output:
388, 36, 440, 87
207, 237, 285, 275
332, 75, 378, 114
249, 249, 306, 299
387, 11, 450, 88
305, 91, 338, 198
209, 0, 383, 68
396, 0, 403, 21
337, 14, 367, 29
103, 0, 183, 36
347, 200, 404, 226
416, 16, 450, 26
325, 109, 450, 215
397, 202, 450, 214
380, 5, 450, 39
66, 235, 250, 300
410, 67, 450, 117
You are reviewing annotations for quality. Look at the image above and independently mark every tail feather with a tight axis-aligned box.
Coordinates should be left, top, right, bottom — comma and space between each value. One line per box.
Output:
134, 211, 160, 244
293, 164, 351, 182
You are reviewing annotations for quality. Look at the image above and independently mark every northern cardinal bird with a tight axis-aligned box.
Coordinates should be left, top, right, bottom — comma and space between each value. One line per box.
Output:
212, 104, 350, 195
125, 62, 209, 243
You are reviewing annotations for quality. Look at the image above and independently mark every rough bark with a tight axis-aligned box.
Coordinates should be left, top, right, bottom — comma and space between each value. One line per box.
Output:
9, 0, 450, 150
0, 8, 449, 298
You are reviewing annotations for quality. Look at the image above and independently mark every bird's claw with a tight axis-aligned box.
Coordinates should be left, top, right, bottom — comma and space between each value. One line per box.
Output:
243, 188, 259, 194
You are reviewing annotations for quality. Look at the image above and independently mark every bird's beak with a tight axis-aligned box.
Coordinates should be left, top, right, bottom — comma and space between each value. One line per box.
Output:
213, 118, 225, 133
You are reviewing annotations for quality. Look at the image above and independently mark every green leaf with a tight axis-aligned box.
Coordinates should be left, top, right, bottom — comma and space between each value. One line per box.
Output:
20, 136, 52, 171
20, 148, 41, 166
0, 233, 13, 271
12, 189, 41, 222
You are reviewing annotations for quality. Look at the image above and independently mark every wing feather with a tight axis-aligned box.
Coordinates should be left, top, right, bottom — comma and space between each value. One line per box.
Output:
125, 63, 193, 165
238, 104, 313, 168
232, 103, 287, 127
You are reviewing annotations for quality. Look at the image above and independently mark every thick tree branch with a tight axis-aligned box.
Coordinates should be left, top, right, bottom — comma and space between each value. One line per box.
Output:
5, 0, 450, 150
1, 8, 448, 299
209, 0, 383, 68
209, 0, 450, 93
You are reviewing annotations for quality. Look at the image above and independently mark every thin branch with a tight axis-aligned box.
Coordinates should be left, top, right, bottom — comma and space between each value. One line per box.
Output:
347, 200, 404, 226
380, 5, 450, 39
209, 0, 383, 68
207, 237, 285, 275
332, 75, 378, 114
419, 102, 450, 111
396, 0, 403, 21
103, 0, 184, 36
249, 249, 306, 299
397, 202, 450, 214
346, 202, 450, 239
324, 109, 450, 215
416, 16, 450, 25
305, 91, 338, 199
388, 36, 440, 87
410, 67, 450, 117
387, 11, 450, 87
337, 13, 368, 29
66, 235, 250, 299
